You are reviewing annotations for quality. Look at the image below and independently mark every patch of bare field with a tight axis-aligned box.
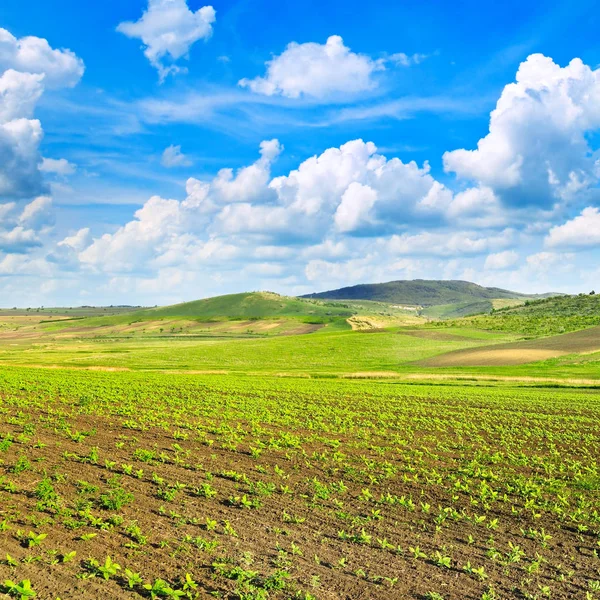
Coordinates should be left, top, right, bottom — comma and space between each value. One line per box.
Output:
423, 326, 600, 367
0, 376, 598, 600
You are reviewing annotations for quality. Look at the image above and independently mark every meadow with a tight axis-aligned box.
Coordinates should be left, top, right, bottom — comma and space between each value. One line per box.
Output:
1, 293, 599, 599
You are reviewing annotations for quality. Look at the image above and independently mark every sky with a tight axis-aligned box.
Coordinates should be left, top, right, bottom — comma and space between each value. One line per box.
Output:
1, 0, 600, 306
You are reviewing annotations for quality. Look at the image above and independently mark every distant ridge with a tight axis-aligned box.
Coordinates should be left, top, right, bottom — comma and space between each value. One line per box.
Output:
302, 279, 551, 307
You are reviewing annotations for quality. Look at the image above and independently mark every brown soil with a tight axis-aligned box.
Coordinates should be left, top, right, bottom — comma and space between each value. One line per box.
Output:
1, 394, 598, 600
423, 326, 600, 366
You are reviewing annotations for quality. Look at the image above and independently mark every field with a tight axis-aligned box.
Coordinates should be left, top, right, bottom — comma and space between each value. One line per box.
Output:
1, 293, 599, 599
1, 369, 599, 600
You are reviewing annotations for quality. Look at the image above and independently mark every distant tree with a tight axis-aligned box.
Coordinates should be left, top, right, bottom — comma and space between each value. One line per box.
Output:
591, 290, 596, 295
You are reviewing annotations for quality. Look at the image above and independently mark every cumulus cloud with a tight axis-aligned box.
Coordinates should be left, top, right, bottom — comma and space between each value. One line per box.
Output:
19, 195, 53, 229
269, 139, 450, 228
211, 139, 282, 203
117, 0, 216, 81
239, 35, 384, 99
484, 250, 519, 270
0, 226, 41, 253
334, 182, 377, 232
40, 157, 76, 176
58, 228, 91, 252
76, 137, 523, 280
0, 28, 84, 88
545, 207, 600, 248
0, 29, 83, 200
0, 116, 44, 198
446, 186, 507, 228
444, 54, 600, 208
79, 195, 183, 272
0, 197, 52, 255
0, 70, 44, 122
161, 144, 192, 168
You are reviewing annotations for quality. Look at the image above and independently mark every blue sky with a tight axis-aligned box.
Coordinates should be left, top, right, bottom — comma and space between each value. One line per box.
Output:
0, 0, 599, 306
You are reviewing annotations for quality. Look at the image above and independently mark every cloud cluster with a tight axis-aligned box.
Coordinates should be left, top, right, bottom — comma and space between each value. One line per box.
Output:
0, 27, 84, 288
239, 35, 384, 99
117, 0, 216, 81
444, 54, 600, 208
545, 207, 600, 248
0, 30, 83, 201
0, 28, 84, 88
0, 196, 53, 253
77, 138, 515, 277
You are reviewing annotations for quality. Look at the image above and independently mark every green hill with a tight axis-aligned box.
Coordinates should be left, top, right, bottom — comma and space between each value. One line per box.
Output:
43, 292, 355, 332
437, 293, 600, 336
303, 279, 544, 307
135, 292, 353, 320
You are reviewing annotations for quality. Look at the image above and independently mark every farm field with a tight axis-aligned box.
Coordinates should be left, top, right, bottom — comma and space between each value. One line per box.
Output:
1, 292, 600, 599
0, 368, 599, 600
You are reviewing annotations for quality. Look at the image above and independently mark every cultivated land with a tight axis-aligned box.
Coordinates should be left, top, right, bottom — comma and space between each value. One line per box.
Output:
0, 289, 599, 600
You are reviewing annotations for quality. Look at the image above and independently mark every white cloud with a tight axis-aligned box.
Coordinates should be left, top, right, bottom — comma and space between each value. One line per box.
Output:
58, 228, 91, 252
117, 0, 216, 81
0, 226, 40, 253
0, 28, 84, 88
484, 250, 519, 270
239, 35, 384, 99
0, 70, 44, 122
19, 195, 53, 229
211, 139, 282, 203
388, 229, 515, 257
270, 139, 449, 227
334, 182, 377, 232
444, 54, 600, 207
446, 186, 507, 228
161, 144, 192, 168
0, 29, 83, 200
545, 207, 600, 248
0, 116, 44, 198
79, 195, 182, 271
389, 52, 429, 67
40, 157, 76, 176
0, 253, 50, 275
76, 138, 477, 276
217, 203, 291, 235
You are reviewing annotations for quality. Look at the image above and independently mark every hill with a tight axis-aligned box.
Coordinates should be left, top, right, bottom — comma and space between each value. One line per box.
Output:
133, 291, 354, 321
436, 293, 600, 337
39, 292, 357, 338
303, 279, 545, 307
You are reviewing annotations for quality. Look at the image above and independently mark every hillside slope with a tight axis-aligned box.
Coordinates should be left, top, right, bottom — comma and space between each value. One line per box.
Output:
136, 292, 354, 320
303, 279, 544, 307
42, 292, 355, 334
436, 293, 600, 336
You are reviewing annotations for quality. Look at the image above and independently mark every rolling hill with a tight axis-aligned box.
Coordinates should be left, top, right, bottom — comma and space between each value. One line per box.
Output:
38, 292, 357, 338
302, 279, 552, 316
131, 291, 354, 320
440, 292, 600, 336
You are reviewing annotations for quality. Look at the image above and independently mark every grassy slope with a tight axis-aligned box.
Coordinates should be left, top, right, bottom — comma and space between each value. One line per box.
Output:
303, 279, 542, 306
42, 292, 355, 332
140, 292, 354, 320
440, 293, 600, 336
